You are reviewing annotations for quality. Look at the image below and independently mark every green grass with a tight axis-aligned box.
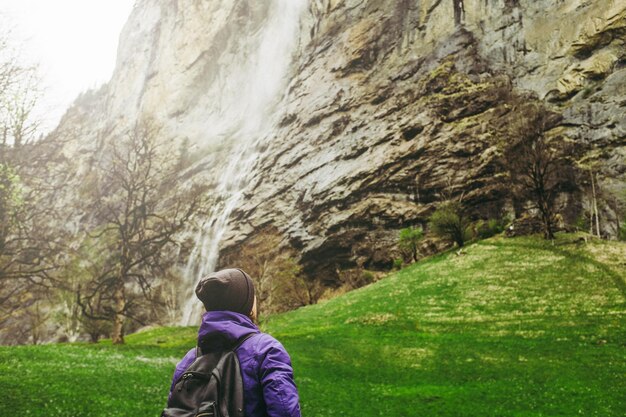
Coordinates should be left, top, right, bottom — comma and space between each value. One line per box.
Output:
1, 235, 625, 416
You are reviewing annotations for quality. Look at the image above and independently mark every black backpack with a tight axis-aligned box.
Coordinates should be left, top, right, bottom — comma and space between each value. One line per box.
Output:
162, 333, 255, 417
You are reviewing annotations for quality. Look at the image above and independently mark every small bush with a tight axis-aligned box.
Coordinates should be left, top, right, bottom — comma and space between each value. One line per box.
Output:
393, 258, 403, 270
475, 217, 509, 239
574, 214, 589, 232
429, 202, 472, 247
398, 226, 424, 262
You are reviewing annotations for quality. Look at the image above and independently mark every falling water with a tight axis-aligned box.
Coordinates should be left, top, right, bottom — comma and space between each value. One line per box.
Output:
180, 0, 307, 325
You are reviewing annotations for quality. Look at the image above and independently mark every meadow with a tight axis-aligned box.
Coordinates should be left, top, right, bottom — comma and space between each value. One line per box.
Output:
1, 235, 624, 416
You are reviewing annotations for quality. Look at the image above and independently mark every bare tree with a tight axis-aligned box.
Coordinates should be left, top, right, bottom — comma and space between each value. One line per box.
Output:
504, 103, 571, 240
224, 229, 321, 315
0, 141, 74, 344
589, 168, 601, 237
76, 120, 207, 344
0, 33, 66, 344
0, 32, 41, 149
272, 257, 323, 311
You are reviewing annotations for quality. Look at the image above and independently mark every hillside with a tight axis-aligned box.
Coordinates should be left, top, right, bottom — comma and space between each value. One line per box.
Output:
0, 235, 624, 416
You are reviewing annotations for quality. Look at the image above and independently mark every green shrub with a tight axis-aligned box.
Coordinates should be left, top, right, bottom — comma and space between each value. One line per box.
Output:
392, 258, 403, 270
489, 218, 504, 233
428, 202, 472, 247
574, 214, 589, 232
475, 217, 508, 239
398, 226, 424, 262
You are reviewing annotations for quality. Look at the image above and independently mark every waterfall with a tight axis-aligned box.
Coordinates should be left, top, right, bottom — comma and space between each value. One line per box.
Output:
179, 0, 307, 325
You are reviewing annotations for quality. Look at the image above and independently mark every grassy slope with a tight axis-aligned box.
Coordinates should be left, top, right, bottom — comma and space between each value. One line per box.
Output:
0, 235, 624, 416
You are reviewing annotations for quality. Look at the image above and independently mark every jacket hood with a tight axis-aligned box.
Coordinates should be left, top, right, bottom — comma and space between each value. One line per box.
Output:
197, 310, 259, 344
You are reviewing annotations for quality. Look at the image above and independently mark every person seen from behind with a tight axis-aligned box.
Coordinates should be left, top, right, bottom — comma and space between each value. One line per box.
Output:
165, 268, 301, 417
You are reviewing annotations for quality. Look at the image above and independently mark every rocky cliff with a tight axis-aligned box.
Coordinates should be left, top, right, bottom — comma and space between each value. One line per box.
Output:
51, 0, 626, 310
225, 0, 626, 278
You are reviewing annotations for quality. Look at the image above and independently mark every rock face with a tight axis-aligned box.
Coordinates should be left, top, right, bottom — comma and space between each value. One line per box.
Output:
223, 0, 626, 280
52, 0, 626, 290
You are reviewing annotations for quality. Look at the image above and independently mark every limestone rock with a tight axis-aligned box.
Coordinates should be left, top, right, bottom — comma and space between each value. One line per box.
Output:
49, 0, 626, 287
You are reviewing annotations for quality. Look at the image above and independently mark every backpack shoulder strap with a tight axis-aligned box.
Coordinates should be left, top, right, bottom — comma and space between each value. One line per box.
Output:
196, 332, 259, 357
231, 332, 258, 352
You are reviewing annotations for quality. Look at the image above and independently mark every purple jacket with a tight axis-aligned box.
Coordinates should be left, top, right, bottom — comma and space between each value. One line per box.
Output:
169, 311, 301, 417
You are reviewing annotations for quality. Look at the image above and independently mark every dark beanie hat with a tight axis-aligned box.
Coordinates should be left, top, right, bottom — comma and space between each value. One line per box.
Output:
195, 268, 255, 315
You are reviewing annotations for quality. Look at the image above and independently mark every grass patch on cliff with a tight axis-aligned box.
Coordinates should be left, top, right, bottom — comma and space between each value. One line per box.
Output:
0, 235, 624, 416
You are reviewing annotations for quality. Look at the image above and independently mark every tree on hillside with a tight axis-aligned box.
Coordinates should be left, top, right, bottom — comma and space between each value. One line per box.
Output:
271, 256, 322, 312
575, 153, 605, 238
76, 120, 207, 344
429, 201, 472, 248
398, 226, 424, 262
504, 102, 572, 240
226, 229, 322, 315
0, 33, 41, 149
0, 34, 67, 344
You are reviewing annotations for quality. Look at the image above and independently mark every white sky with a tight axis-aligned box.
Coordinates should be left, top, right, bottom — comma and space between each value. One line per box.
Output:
0, 1, 136, 134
